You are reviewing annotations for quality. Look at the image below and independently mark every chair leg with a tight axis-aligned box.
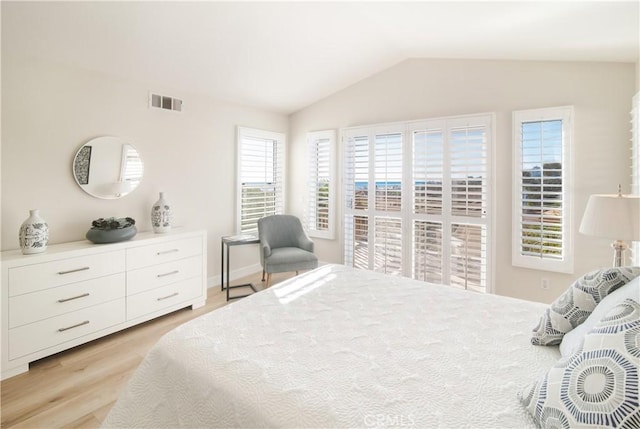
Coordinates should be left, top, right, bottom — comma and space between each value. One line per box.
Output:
295, 270, 299, 276
266, 273, 272, 288
262, 269, 265, 282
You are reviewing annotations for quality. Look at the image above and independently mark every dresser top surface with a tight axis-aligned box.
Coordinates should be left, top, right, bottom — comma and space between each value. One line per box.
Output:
1, 228, 206, 265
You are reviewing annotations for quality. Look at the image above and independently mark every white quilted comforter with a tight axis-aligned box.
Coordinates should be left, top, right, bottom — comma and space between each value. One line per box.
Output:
102, 264, 559, 428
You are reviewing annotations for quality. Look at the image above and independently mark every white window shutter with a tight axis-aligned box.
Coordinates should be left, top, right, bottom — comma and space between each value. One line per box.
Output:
237, 127, 285, 234
344, 114, 493, 292
306, 130, 336, 239
409, 117, 491, 291
631, 93, 639, 266
512, 107, 573, 273
413, 220, 443, 284
344, 132, 370, 268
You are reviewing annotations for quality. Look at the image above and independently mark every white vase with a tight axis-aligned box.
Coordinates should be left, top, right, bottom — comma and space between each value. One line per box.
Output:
19, 209, 49, 254
151, 192, 172, 233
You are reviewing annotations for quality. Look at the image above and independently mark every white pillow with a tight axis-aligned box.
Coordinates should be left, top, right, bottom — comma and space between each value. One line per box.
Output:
559, 276, 640, 357
531, 267, 640, 346
519, 298, 640, 428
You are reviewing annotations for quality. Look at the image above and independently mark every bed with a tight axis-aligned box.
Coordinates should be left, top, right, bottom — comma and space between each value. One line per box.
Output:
102, 264, 560, 428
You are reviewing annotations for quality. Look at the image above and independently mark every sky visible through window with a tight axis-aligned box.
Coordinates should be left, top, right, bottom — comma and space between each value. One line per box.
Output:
522, 120, 562, 170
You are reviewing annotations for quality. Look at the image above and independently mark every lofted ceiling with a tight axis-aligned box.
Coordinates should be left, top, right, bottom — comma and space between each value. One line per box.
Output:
2, 1, 638, 114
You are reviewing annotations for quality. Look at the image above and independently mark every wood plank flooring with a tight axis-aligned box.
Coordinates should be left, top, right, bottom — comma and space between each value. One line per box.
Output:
0, 271, 295, 428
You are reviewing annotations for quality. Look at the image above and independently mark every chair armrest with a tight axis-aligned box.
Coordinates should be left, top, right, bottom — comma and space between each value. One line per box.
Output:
262, 243, 272, 259
298, 235, 314, 253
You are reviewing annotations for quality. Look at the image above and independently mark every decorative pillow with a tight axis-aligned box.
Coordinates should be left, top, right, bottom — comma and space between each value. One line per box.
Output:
519, 298, 640, 428
531, 266, 640, 346
560, 277, 640, 357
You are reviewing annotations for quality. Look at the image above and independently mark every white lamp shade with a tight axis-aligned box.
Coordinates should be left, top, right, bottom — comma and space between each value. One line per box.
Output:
579, 194, 640, 241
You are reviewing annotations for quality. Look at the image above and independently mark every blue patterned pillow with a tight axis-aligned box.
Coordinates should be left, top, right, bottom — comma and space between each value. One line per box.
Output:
519, 298, 640, 428
531, 267, 640, 346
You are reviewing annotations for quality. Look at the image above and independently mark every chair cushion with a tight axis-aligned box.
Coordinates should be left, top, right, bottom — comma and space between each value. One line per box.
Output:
264, 247, 318, 273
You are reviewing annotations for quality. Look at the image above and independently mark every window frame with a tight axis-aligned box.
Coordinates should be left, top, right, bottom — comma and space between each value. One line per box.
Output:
631, 92, 639, 266
342, 113, 494, 292
409, 115, 493, 292
236, 126, 286, 234
512, 106, 574, 273
306, 130, 336, 239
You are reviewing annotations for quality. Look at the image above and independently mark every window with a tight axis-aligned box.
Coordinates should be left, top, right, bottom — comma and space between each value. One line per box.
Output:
306, 130, 336, 239
344, 126, 405, 276
631, 93, 639, 265
344, 114, 492, 292
512, 106, 573, 273
236, 127, 285, 234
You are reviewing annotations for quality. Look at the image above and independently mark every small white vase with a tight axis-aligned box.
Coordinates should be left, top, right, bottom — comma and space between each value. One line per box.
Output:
151, 192, 172, 233
19, 209, 49, 254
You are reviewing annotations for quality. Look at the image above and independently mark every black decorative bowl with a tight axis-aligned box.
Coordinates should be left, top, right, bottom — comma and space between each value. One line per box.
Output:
86, 225, 137, 244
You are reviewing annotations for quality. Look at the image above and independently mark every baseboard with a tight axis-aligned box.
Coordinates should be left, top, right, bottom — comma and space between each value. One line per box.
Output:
206, 261, 332, 289
207, 263, 262, 288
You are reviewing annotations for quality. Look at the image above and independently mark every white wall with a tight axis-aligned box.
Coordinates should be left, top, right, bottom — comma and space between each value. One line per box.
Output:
1, 54, 288, 282
288, 58, 636, 303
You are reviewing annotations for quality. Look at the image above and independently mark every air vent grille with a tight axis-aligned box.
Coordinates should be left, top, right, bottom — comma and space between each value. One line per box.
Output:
149, 92, 183, 112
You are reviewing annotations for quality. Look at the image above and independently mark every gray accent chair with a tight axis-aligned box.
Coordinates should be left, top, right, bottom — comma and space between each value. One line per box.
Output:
258, 215, 318, 288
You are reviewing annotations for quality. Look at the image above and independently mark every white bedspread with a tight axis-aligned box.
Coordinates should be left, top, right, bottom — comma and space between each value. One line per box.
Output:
102, 264, 559, 428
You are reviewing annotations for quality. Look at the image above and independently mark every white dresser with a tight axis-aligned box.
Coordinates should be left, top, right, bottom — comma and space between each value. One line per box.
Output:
1, 228, 207, 380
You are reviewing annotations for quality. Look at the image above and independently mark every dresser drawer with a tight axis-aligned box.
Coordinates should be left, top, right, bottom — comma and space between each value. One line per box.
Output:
127, 256, 202, 296
8, 251, 125, 297
9, 273, 125, 328
126, 237, 202, 270
126, 277, 202, 320
8, 298, 125, 360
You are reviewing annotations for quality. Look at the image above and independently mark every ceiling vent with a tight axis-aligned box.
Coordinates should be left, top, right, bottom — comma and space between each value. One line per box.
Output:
149, 92, 183, 112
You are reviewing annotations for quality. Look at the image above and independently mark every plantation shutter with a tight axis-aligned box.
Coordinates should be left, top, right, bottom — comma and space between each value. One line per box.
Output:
633, 93, 639, 196
307, 130, 335, 239
344, 127, 404, 274
344, 133, 370, 268
344, 114, 492, 292
448, 124, 489, 291
412, 125, 445, 284
512, 107, 573, 273
631, 93, 639, 265
413, 220, 443, 284
237, 127, 285, 234
410, 118, 490, 291
373, 131, 403, 275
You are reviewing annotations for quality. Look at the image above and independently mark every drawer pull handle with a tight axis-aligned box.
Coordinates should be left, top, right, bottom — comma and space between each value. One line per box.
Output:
58, 320, 90, 332
57, 267, 90, 275
157, 270, 179, 278
57, 292, 90, 303
157, 249, 179, 256
157, 292, 179, 301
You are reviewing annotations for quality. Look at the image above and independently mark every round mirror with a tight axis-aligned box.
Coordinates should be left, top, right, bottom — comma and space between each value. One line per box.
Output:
73, 136, 144, 199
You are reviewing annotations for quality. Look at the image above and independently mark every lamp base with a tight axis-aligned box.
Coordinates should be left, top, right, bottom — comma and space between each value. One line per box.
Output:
611, 240, 629, 267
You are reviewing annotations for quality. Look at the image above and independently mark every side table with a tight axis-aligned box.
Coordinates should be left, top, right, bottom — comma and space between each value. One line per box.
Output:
221, 234, 260, 301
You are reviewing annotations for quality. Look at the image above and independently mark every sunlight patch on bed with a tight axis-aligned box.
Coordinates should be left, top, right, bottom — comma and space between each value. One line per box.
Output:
273, 266, 336, 304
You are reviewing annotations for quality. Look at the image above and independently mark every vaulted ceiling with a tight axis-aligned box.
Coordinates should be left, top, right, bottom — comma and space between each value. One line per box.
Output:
2, 1, 638, 114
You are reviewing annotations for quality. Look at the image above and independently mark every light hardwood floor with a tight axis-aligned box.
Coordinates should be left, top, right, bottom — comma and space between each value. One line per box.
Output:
0, 271, 296, 428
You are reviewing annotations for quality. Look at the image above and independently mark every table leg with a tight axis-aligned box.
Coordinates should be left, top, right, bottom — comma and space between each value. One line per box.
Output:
221, 239, 258, 301
226, 242, 230, 301
220, 240, 224, 292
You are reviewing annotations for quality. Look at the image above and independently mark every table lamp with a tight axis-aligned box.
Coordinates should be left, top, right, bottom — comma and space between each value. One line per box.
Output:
579, 185, 640, 267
